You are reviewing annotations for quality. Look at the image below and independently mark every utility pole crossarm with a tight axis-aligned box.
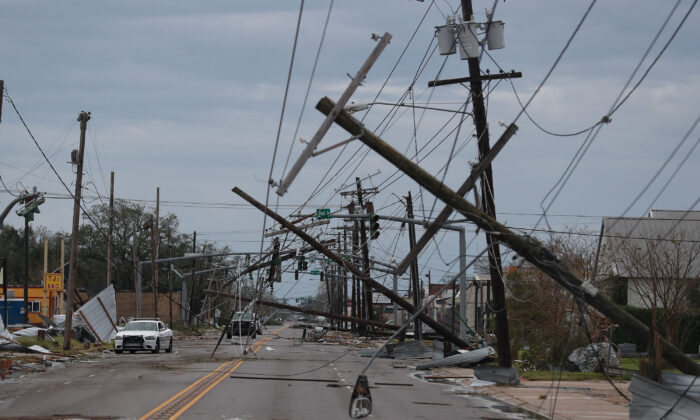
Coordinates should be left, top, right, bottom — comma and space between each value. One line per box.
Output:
276, 32, 392, 196
428, 71, 522, 88
314, 96, 700, 376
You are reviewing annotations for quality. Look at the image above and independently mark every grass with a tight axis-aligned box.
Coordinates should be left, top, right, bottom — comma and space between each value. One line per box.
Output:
620, 358, 640, 370
520, 370, 614, 381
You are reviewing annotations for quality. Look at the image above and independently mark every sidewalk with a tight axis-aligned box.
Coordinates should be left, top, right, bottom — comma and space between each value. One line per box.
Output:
434, 367, 631, 419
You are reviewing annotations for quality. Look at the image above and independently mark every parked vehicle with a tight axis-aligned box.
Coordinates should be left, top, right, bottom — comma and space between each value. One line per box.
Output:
227, 312, 261, 339
114, 319, 173, 354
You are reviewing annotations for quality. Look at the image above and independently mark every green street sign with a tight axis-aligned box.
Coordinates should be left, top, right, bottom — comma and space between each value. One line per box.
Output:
310, 270, 320, 275
315, 208, 332, 220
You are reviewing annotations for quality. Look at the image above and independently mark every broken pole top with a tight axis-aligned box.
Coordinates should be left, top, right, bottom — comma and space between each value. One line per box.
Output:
276, 32, 392, 196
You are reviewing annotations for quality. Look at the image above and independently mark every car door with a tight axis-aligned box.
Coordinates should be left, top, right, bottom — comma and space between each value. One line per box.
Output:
159, 322, 172, 340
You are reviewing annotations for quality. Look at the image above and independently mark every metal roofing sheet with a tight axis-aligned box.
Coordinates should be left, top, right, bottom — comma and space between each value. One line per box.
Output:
77, 284, 117, 343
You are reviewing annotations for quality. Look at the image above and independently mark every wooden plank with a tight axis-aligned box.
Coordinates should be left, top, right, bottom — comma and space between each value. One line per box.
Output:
78, 310, 102, 343
96, 296, 118, 332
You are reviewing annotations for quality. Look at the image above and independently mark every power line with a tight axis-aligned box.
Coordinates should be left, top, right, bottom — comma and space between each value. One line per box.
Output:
534, 0, 693, 233
278, 0, 335, 184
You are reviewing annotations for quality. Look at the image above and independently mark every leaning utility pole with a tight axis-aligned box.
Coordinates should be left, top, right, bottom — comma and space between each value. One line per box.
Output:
355, 177, 374, 322
315, 96, 700, 376
457, 0, 511, 367
405, 191, 422, 339
232, 187, 471, 348
64, 111, 90, 350
107, 171, 114, 286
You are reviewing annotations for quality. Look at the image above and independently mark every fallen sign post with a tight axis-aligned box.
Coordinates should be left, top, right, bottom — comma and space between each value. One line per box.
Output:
315, 96, 700, 377
231, 187, 470, 349
203, 289, 401, 331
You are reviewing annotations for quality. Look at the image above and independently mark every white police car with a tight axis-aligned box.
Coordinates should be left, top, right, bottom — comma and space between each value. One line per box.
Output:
114, 319, 173, 354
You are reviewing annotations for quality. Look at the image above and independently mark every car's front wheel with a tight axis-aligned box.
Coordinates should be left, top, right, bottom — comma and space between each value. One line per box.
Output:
115, 349, 123, 354
165, 337, 173, 353
152, 339, 160, 354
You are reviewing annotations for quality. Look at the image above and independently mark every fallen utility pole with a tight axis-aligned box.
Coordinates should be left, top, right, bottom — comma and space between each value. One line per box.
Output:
232, 187, 470, 349
264, 219, 330, 238
203, 289, 399, 331
64, 111, 90, 350
315, 96, 700, 376
276, 32, 392, 196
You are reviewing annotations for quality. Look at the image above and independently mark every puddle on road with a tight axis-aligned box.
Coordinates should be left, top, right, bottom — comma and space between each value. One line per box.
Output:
411, 371, 543, 419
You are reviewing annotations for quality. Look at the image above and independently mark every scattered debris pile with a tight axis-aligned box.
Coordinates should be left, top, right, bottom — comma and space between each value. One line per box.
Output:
567, 342, 621, 373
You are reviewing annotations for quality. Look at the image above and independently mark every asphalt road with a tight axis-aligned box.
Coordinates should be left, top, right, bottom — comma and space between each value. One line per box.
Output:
0, 325, 529, 419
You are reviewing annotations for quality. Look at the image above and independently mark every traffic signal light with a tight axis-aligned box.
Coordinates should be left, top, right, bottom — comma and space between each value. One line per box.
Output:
320, 272, 324, 282
303, 260, 308, 271
369, 214, 380, 240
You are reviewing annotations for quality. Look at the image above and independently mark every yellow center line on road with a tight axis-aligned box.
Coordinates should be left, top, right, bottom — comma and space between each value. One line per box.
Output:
140, 325, 288, 420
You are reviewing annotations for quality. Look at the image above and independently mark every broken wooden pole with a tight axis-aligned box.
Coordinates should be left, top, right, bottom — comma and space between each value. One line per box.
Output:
203, 289, 399, 331
315, 96, 700, 376
394, 122, 518, 276
231, 187, 470, 349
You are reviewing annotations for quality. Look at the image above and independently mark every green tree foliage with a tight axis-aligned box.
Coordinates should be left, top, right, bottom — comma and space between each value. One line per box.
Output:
1, 201, 235, 302
506, 230, 610, 369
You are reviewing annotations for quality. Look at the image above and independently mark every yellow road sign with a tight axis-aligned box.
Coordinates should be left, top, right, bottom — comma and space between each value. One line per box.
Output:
45, 273, 63, 291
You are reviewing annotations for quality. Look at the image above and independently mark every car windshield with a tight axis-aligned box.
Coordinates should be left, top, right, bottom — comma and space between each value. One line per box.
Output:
124, 321, 158, 331
233, 313, 254, 321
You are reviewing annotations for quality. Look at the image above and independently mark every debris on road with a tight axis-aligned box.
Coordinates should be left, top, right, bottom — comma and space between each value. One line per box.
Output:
415, 346, 494, 370
630, 371, 700, 419
474, 365, 520, 386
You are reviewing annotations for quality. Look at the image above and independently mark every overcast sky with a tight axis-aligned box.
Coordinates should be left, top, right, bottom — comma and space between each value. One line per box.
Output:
1, 0, 698, 300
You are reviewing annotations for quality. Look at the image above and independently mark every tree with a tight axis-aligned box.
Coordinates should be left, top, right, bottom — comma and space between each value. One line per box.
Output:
506, 229, 609, 369
614, 232, 700, 352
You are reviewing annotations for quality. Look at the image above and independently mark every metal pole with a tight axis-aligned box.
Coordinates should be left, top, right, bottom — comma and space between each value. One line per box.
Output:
2, 258, 8, 325
189, 231, 196, 324
137, 262, 143, 317
392, 272, 398, 326
24, 217, 29, 324
64, 111, 90, 350
459, 228, 467, 340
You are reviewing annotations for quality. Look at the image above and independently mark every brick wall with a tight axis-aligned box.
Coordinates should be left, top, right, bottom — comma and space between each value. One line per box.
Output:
116, 292, 182, 323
